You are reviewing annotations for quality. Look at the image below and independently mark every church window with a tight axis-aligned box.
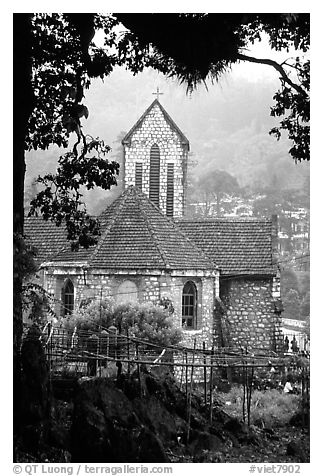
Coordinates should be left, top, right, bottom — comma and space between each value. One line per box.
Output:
182, 281, 197, 329
116, 280, 138, 305
135, 163, 143, 190
62, 278, 74, 316
166, 163, 174, 217
149, 144, 160, 207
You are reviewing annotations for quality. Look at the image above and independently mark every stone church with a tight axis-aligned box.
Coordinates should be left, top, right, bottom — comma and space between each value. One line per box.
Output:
25, 98, 283, 351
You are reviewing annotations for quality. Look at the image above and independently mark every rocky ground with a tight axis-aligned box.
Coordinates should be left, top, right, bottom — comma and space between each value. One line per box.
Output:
15, 368, 310, 463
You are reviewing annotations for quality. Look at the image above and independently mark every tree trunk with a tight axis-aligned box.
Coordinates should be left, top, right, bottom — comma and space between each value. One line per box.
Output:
13, 13, 34, 447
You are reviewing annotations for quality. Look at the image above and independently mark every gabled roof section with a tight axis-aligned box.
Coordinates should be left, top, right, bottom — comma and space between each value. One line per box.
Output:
31, 187, 215, 271
24, 217, 68, 265
122, 99, 189, 149
176, 217, 277, 276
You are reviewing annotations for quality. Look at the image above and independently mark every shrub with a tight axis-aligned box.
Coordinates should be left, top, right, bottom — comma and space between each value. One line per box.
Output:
113, 302, 183, 346
61, 299, 183, 346
218, 386, 301, 429
62, 298, 114, 331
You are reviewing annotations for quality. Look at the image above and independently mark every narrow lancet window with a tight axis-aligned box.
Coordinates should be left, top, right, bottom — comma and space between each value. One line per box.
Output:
149, 144, 160, 207
166, 163, 174, 217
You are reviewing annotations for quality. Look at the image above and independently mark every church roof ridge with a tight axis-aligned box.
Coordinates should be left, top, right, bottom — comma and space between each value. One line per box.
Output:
53, 185, 215, 270
128, 186, 217, 270
122, 99, 189, 149
88, 191, 131, 262
132, 187, 172, 269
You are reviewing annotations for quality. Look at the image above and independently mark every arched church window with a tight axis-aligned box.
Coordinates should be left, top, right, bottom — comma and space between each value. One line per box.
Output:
182, 281, 197, 329
62, 278, 74, 316
135, 162, 143, 190
166, 163, 174, 217
116, 280, 138, 305
149, 144, 160, 207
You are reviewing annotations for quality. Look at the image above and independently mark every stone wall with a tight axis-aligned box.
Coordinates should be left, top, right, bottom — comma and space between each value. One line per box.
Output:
220, 276, 282, 351
123, 103, 188, 217
44, 267, 217, 353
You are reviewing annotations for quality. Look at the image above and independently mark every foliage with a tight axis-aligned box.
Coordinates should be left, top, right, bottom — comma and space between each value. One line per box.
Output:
88, 131, 127, 214
283, 289, 301, 321
281, 269, 299, 295
219, 387, 301, 429
270, 59, 310, 162
113, 302, 183, 346
28, 137, 119, 250
22, 282, 55, 324
62, 299, 183, 346
281, 268, 310, 321
13, 232, 54, 323
28, 14, 118, 151
24, 14, 121, 249
191, 169, 240, 217
159, 297, 175, 315
63, 298, 115, 331
116, 13, 309, 161
13, 233, 38, 283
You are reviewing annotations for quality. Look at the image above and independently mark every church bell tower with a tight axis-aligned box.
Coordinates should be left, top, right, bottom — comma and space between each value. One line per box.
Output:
122, 91, 189, 218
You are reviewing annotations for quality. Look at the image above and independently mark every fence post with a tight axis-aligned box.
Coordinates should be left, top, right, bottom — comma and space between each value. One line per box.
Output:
186, 339, 196, 443
136, 342, 142, 396
185, 350, 188, 405
209, 344, 214, 424
127, 329, 130, 376
179, 351, 184, 390
47, 322, 52, 374
203, 341, 207, 407
247, 361, 254, 426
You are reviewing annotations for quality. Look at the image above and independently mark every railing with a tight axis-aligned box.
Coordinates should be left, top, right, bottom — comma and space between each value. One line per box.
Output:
22, 322, 310, 429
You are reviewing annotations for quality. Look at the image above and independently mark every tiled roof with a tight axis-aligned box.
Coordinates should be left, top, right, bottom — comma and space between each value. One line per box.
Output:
122, 99, 189, 149
176, 218, 276, 276
24, 217, 68, 265
26, 187, 215, 271
25, 191, 276, 276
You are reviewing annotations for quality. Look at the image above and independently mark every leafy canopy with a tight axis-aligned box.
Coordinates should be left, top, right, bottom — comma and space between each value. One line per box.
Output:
116, 13, 309, 162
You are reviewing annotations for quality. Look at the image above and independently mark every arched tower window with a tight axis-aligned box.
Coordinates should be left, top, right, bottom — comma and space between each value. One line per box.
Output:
135, 162, 143, 190
182, 281, 197, 329
62, 278, 74, 316
116, 280, 138, 305
166, 163, 174, 217
149, 144, 160, 207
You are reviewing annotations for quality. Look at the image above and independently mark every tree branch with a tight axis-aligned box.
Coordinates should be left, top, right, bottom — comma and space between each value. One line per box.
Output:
236, 53, 307, 97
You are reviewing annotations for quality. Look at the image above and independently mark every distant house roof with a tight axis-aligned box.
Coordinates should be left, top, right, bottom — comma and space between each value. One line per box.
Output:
176, 217, 276, 276
122, 99, 189, 149
25, 187, 215, 271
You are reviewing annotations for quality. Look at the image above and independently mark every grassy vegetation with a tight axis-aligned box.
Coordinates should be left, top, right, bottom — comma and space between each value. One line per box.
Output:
218, 386, 301, 429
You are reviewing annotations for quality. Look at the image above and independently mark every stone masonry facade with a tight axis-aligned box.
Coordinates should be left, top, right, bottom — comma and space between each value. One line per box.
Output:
25, 97, 282, 373
123, 102, 188, 217
220, 277, 283, 351
44, 266, 218, 351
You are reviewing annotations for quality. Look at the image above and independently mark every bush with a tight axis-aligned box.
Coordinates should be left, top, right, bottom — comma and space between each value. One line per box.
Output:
62, 298, 114, 331
218, 386, 301, 429
61, 299, 183, 347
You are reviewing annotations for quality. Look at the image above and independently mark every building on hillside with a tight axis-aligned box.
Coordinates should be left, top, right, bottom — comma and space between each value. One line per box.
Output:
25, 97, 283, 352
281, 318, 309, 353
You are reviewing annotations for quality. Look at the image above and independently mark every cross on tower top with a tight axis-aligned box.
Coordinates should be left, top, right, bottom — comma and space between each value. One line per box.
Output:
152, 87, 164, 101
